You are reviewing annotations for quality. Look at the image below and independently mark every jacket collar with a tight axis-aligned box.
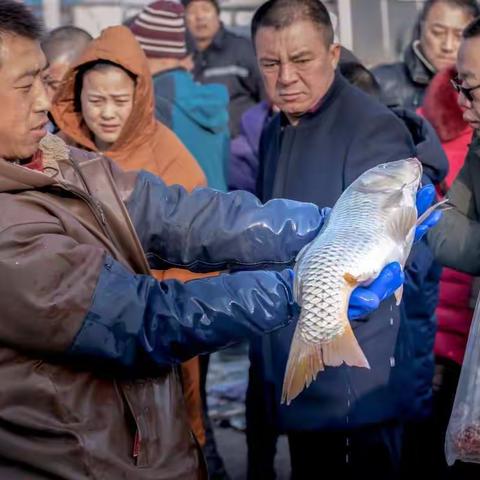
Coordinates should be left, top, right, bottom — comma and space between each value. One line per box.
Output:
280, 71, 347, 127
210, 24, 227, 51
404, 40, 436, 86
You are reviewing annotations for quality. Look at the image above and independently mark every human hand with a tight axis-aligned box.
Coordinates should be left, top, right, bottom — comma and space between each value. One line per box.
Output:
414, 184, 442, 242
348, 262, 404, 321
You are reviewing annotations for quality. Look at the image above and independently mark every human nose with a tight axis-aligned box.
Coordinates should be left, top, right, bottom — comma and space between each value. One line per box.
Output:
442, 31, 455, 52
457, 88, 471, 109
34, 76, 52, 114
278, 62, 297, 85
100, 101, 115, 119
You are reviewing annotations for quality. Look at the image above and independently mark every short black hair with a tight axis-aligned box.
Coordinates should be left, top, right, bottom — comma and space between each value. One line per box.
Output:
419, 0, 480, 24
42, 26, 92, 64
0, 0, 42, 41
463, 15, 480, 37
251, 0, 333, 46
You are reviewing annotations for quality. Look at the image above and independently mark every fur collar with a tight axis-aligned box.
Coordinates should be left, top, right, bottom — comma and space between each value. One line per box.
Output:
421, 66, 471, 142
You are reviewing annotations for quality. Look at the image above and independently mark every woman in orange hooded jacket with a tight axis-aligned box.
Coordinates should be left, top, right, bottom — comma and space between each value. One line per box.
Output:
51, 25, 207, 445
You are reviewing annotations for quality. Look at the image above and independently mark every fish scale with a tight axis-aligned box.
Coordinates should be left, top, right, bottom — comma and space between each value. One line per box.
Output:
282, 158, 424, 405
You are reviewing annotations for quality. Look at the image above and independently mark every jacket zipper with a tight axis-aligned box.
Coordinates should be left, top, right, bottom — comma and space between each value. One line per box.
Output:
58, 183, 111, 237
56, 181, 145, 465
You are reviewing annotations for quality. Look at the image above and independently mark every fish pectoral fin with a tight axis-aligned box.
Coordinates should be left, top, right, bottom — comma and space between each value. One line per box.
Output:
387, 206, 417, 244
343, 271, 376, 286
343, 272, 358, 286
394, 284, 404, 306
281, 327, 324, 406
322, 321, 370, 369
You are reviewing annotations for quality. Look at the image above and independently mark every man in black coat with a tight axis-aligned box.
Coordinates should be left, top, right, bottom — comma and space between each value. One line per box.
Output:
373, 0, 478, 110
184, 0, 264, 137
248, 0, 441, 478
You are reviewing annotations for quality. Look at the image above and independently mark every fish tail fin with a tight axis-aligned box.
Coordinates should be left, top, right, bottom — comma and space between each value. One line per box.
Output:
322, 321, 370, 369
281, 326, 323, 406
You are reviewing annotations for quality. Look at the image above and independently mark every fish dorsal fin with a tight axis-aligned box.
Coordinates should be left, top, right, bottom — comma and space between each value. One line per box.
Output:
387, 206, 417, 244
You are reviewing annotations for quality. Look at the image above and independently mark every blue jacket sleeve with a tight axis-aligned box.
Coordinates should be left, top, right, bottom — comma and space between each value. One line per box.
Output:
126, 171, 325, 273
68, 255, 298, 368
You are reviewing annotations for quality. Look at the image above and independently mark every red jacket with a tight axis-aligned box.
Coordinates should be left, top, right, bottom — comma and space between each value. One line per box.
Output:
418, 66, 474, 365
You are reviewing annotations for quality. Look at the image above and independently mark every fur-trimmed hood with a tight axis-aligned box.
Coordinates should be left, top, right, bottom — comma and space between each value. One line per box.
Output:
420, 66, 471, 142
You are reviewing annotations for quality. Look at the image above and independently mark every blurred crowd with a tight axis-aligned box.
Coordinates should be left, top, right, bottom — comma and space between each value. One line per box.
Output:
1, 0, 480, 478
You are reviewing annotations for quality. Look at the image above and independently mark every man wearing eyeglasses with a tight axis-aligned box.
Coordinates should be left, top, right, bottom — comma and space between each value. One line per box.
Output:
430, 16, 480, 272
427, 16, 480, 478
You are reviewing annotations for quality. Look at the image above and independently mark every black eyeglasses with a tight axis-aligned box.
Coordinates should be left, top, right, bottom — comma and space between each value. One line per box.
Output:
450, 77, 480, 102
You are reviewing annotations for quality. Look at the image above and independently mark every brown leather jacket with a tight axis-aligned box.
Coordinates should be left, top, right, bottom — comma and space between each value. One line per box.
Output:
52, 24, 210, 446
0, 135, 205, 479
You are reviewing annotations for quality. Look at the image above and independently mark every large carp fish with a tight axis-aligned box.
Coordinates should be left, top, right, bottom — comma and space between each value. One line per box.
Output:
282, 158, 439, 405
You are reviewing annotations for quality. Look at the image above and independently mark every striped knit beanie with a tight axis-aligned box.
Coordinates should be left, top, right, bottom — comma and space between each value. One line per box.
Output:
129, 0, 187, 59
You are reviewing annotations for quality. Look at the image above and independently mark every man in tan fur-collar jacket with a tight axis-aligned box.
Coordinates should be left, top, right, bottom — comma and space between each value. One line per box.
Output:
0, 2, 327, 478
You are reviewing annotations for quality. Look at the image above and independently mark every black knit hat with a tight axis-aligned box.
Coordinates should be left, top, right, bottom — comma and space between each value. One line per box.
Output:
182, 0, 220, 14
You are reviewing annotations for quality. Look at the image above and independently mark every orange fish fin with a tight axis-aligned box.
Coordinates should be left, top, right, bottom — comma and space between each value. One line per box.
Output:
322, 321, 370, 369
281, 327, 324, 406
324, 287, 370, 368
343, 272, 358, 286
394, 284, 404, 305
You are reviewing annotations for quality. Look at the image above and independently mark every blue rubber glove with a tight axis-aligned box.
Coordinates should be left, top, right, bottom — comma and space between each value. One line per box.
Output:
348, 262, 404, 321
414, 184, 442, 242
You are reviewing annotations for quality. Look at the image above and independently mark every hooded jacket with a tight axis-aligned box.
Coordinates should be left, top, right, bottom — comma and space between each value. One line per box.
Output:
52, 26, 205, 194
153, 68, 229, 191
52, 26, 208, 441
0, 133, 324, 478
419, 67, 476, 366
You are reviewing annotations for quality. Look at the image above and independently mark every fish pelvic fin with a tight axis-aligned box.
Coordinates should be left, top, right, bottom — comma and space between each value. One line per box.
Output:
322, 321, 370, 370
281, 327, 324, 406
394, 284, 404, 305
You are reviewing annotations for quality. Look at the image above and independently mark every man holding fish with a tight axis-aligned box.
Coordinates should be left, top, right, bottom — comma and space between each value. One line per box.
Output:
248, 0, 444, 478
0, 0, 441, 476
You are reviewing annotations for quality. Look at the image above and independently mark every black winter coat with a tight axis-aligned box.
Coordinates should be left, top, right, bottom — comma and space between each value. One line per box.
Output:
372, 41, 435, 111
190, 25, 264, 137
254, 73, 421, 430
